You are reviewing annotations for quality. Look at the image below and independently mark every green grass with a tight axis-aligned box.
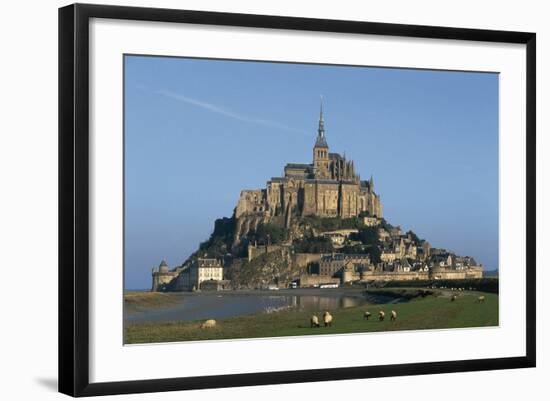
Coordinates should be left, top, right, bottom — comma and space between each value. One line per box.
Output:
124, 290, 498, 344
124, 292, 183, 313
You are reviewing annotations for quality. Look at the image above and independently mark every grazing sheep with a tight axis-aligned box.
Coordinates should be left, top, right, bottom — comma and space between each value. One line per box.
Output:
364, 311, 372, 320
199, 319, 217, 329
451, 294, 457, 302
379, 311, 385, 321
323, 311, 333, 327
310, 314, 320, 328
390, 310, 397, 321
477, 295, 486, 303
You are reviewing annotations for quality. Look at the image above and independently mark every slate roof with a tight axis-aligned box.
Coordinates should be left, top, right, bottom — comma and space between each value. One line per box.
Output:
285, 163, 312, 169
314, 134, 329, 148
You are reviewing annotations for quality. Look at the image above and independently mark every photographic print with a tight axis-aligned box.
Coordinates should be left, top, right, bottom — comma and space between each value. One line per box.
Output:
123, 55, 499, 345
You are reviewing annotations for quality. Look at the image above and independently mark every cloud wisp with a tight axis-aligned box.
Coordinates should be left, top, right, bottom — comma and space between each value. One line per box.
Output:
155, 89, 308, 136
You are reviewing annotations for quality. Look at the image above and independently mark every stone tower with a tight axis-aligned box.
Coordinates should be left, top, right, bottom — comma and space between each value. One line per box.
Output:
233, 97, 384, 240
313, 99, 330, 179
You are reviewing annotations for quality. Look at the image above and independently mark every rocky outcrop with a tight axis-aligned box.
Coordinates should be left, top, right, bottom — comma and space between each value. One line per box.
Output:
225, 248, 304, 289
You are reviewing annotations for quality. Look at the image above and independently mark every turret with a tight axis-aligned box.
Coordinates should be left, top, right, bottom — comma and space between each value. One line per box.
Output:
158, 260, 169, 273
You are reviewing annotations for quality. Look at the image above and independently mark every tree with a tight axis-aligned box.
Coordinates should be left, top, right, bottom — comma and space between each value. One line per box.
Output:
199, 216, 236, 256
369, 245, 382, 264
302, 216, 363, 232
252, 223, 286, 245
293, 236, 334, 253
406, 230, 421, 243
351, 227, 378, 245
340, 244, 367, 254
380, 219, 395, 231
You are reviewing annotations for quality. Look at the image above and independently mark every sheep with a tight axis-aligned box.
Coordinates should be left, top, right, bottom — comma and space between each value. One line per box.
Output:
379, 310, 385, 321
310, 314, 320, 328
390, 310, 397, 321
323, 311, 333, 327
477, 295, 486, 303
451, 294, 457, 302
363, 311, 372, 320
199, 319, 217, 329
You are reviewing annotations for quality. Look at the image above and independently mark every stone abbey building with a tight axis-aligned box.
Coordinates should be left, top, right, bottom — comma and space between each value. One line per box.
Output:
150, 103, 483, 292
235, 104, 382, 239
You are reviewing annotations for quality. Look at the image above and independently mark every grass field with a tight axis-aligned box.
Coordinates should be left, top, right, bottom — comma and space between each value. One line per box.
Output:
124, 291, 184, 313
124, 290, 498, 344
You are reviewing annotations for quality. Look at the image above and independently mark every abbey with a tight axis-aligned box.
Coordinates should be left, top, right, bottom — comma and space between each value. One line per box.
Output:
150, 102, 484, 292
235, 104, 382, 237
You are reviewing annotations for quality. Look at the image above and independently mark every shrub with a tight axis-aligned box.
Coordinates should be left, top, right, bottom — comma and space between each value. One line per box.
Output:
379, 218, 394, 232
198, 216, 236, 257
350, 227, 379, 245
293, 236, 334, 253
369, 245, 382, 264
302, 216, 364, 232
340, 244, 367, 254
251, 222, 287, 245
406, 230, 422, 243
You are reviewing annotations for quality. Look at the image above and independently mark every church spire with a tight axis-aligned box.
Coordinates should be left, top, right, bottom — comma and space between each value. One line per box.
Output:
314, 96, 328, 149
318, 95, 325, 138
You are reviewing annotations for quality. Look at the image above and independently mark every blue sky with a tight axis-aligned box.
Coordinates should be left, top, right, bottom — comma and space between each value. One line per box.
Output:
124, 55, 499, 290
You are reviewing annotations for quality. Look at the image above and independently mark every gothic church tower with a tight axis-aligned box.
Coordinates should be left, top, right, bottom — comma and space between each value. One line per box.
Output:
313, 100, 330, 179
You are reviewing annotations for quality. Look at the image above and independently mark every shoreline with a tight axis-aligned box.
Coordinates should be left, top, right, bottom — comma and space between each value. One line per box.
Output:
123, 287, 424, 324
124, 290, 499, 344
124, 291, 185, 313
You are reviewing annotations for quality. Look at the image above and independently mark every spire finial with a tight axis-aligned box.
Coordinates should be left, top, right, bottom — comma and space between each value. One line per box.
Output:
317, 95, 325, 138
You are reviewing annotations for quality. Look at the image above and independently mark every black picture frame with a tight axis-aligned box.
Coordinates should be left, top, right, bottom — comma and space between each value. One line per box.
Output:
59, 3, 536, 397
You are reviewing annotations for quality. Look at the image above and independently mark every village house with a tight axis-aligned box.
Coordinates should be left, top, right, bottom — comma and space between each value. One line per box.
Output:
174, 258, 225, 291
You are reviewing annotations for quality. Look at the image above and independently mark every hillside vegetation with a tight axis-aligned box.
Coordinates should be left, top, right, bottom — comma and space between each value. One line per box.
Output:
225, 249, 302, 289
189, 213, 399, 262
